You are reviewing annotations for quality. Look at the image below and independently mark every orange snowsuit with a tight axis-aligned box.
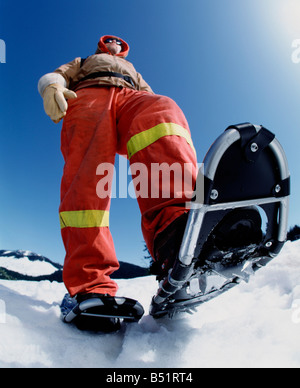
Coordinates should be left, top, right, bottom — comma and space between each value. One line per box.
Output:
56, 36, 197, 297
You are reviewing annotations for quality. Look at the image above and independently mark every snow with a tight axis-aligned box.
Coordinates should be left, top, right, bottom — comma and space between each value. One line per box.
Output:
0, 256, 57, 276
0, 240, 300, 368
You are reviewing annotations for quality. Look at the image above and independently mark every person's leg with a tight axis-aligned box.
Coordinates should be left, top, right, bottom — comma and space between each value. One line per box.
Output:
116, 89, 198, 264
60, 87, 119, 297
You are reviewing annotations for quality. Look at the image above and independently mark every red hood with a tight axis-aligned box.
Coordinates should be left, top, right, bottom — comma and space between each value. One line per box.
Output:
95, 35, 130, 58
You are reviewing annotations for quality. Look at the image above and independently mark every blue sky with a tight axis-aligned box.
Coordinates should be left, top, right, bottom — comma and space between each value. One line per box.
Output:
0, 0, 300, 267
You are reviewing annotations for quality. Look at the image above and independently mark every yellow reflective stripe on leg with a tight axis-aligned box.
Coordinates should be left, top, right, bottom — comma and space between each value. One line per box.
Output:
127, 122, 196, 159
59, 210, 109, 229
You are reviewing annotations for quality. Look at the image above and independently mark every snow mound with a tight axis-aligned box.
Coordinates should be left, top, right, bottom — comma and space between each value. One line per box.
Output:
0, 250, 148, 281
0, 255, 57, 277
0, 250, 62, 280
0, 241, 300, 368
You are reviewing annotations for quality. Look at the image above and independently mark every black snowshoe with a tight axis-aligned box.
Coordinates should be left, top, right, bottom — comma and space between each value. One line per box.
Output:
60, 293, 144, 332
150, 123, 290, 318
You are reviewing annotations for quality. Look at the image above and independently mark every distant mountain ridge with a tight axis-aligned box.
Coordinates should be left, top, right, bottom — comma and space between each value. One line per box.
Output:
0, 250, 149, 282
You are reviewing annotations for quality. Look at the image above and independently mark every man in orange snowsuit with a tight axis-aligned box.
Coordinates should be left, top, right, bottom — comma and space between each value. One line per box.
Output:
38, 35, 198, 300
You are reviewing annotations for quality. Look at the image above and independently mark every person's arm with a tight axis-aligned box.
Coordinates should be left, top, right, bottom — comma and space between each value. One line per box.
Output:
38, 58, 80, 123
136, 72, 154, 93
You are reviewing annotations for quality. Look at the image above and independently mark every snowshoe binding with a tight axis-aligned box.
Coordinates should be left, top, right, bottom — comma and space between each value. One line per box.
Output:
60, 293, 144, 332
150, 123, 290, 318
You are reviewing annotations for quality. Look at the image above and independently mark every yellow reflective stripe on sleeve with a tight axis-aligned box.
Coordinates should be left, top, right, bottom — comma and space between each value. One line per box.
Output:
59, 210, 109, 229
127, 122, 196, 159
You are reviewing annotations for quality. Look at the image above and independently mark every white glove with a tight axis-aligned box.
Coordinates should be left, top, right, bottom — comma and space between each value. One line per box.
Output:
42, 83, 77, 123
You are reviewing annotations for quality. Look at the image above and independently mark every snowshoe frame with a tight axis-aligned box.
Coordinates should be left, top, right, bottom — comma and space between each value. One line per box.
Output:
151, 123, 290, 310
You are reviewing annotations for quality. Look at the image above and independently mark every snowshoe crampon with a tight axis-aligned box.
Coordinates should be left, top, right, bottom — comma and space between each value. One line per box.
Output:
60, 293, 144, 332
150, 123, 290, 318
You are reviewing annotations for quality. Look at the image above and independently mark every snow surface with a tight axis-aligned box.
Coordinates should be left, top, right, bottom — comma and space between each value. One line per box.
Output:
0, 255, 57, 276
0, 240, 300, 368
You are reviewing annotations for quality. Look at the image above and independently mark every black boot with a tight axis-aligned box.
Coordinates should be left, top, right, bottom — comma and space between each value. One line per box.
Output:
61, 292, 144, 332
209, 207, 263, 251
150, 212, 189, 280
